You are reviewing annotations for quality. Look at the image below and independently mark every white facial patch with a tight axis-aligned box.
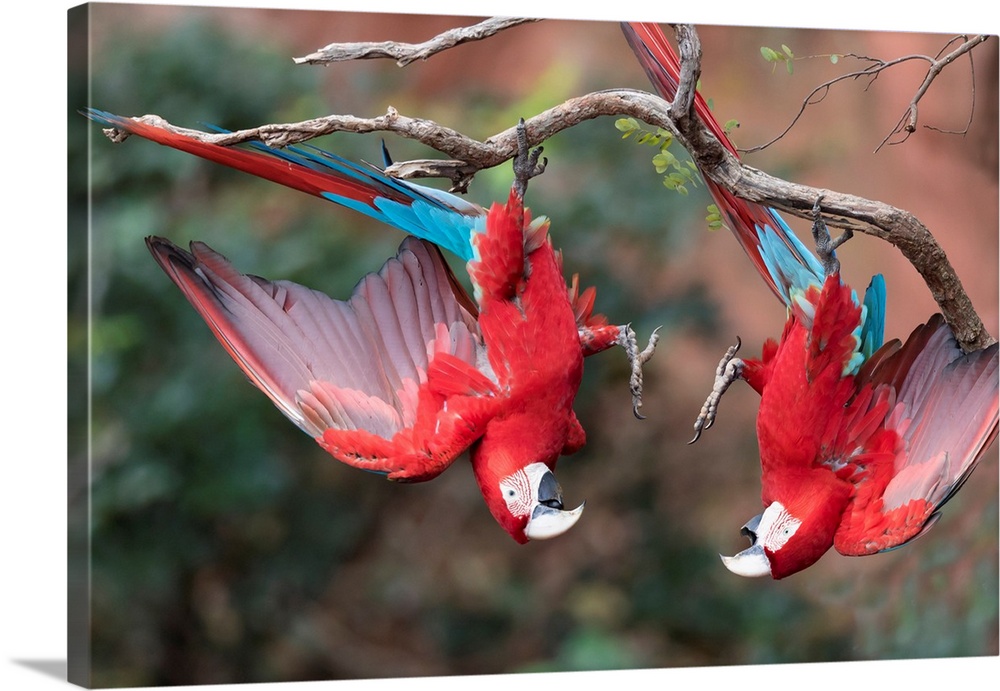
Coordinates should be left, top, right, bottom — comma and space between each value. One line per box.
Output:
758, 502, 802, 551
498, 462, 551, 518
499, 468, 533, 518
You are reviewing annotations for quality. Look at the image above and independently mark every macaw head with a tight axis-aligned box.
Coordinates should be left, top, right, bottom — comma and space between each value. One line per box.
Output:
474, 459, 585, 544
721, 477, 851, 579
468, 408, 587, 543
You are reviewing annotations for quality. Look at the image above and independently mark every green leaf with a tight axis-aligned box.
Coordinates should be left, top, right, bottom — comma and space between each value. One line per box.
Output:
786, 59, 794, 75
782, 44, 794, 59
614, 117, 639, 133
652, 151, 677, 170
706, 204, 727, 231
723, 119, 740, 135
830, 54, 840, 64
760, 46, 779, 62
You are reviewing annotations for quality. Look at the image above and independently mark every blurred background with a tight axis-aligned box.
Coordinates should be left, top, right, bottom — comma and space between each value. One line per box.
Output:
68, 4, 998, 687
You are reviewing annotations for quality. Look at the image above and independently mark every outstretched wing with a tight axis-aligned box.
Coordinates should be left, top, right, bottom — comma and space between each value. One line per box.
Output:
147, 234, 501, 482
832, 315, 999, 555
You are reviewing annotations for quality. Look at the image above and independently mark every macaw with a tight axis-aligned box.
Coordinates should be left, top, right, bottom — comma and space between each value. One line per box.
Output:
622, 22, 999, 578
87, 110, 659, 543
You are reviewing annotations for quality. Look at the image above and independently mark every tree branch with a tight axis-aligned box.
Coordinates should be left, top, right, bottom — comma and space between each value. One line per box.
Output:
103, 91, 685, 193
293, 17, 541, 66
96, 23, 994, 352
661, 25, 994, 352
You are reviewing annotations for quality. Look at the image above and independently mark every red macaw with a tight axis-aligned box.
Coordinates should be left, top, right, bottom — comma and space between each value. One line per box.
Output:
88, 111, 659, 543
622, 22, 999, 578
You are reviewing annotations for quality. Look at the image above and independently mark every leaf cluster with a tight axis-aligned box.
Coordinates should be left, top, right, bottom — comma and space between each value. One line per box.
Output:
761, 43, 842, 75
615, 117, 700, 196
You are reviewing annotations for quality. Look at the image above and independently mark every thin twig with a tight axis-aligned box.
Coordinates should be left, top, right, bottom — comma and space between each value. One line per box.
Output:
294, 17, 541, 66
874, 34, 988, 152
741, 34, 991, 155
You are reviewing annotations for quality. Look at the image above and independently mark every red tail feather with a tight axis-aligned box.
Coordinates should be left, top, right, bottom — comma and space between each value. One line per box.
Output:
95, 113, 386, 207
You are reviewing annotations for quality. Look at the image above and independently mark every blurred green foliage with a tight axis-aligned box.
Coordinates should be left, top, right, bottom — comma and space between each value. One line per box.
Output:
69, 6, 997, 688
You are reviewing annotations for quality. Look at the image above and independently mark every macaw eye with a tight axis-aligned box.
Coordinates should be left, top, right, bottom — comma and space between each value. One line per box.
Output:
768, 514, 801, 549
755, 502, 801, 550
499, 469, 532, 518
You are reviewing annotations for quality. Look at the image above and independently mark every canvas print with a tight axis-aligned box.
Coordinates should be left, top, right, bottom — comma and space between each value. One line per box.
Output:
68, 3, 999, 688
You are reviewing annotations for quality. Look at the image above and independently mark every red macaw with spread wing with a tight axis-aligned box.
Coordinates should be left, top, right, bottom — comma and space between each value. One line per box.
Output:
88, 111, 658, 543
623, 22, 998, 578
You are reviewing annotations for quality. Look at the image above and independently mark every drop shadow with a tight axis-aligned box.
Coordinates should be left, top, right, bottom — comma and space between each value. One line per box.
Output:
11, 659, 67, 682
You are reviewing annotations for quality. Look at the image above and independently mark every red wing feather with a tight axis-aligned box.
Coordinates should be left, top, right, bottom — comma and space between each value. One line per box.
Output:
147, 235, 494, 479
833, 316, 999, 555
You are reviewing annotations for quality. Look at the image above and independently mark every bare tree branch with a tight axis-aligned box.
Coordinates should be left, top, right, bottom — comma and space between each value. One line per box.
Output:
293, 17, 541, 66
669, 24, 703, 123
743, 34, 991, 155
875, 34, 989, 152
96, 23, 995, 352
103, 91, 685, 192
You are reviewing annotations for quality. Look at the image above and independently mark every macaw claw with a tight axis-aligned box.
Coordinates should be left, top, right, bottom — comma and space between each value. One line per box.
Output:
512, 118, 547, 198
616, 324, 661, 419
811, 194, 853, 277
689, 337, 744, 443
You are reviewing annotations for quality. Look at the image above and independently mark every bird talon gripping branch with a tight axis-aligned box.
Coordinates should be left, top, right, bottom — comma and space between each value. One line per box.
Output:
810, 194, 853, 277
512, 118, 548, 198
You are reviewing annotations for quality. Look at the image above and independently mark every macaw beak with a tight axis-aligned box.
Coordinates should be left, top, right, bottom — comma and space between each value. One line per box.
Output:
720, 512, 772, 577
523, 466, 585, 540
